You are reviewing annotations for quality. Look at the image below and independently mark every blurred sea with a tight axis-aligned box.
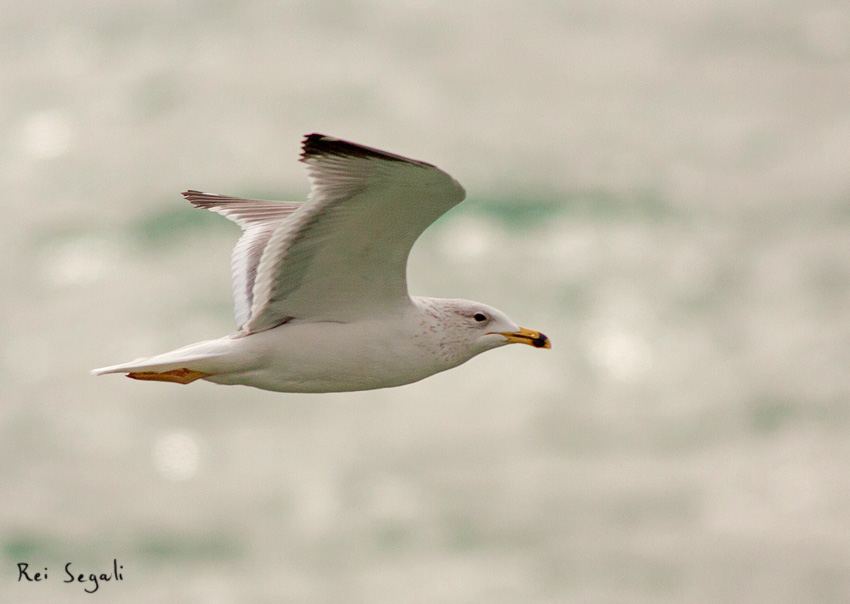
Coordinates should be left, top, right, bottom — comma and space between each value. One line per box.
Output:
3, 1, 850, 602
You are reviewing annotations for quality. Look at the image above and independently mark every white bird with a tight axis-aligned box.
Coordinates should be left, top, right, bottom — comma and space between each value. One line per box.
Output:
92, 134, 550, 392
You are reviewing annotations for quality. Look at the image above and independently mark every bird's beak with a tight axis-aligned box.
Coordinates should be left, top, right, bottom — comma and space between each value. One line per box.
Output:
496, 327, 551, 349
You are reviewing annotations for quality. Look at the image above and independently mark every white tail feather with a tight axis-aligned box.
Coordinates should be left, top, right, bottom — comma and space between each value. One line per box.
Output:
91, 338, 231, 376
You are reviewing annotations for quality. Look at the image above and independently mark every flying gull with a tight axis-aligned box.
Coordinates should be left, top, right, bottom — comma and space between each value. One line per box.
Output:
92, 134, 550, 392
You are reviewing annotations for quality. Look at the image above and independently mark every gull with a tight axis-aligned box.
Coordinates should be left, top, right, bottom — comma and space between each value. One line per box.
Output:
92, 134, 550, 392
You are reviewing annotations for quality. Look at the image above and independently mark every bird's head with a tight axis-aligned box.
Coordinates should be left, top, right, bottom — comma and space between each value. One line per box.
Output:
421, 298, 551, 361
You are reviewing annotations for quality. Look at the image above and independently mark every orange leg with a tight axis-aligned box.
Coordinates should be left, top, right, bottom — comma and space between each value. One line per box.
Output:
126, 368, 210, 384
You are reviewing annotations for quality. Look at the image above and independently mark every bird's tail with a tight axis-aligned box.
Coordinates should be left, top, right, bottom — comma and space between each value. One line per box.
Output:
91, 338, 232, 384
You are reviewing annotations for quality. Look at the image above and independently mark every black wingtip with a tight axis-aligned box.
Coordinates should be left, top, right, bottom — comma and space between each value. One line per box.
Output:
182, 190, 222, 209
300, 133, 430, 166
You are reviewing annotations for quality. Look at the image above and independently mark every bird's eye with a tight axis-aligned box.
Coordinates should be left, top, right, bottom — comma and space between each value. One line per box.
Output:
473, 313, 488, 322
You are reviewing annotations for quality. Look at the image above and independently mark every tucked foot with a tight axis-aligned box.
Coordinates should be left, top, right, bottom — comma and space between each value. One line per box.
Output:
126, 368, 210, 384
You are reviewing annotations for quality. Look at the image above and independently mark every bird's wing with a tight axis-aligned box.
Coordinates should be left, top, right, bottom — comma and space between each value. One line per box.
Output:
242, 134, 466, 333
182, 190, 302, 329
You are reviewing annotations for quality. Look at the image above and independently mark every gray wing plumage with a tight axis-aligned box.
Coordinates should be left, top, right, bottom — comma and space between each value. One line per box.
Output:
187, 134, 466, 333
182, 190, 302, 329
246, 134, 465, 332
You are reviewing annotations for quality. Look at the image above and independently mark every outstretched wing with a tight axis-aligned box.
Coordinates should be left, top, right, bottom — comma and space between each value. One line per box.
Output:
243, 134, 466, 333
182, 190, 302, 329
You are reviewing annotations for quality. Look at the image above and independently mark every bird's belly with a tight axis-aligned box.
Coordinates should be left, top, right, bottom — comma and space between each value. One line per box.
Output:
208, 320, 444, 393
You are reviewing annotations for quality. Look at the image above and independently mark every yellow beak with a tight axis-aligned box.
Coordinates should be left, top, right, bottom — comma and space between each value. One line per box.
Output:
495, 327, 551, 349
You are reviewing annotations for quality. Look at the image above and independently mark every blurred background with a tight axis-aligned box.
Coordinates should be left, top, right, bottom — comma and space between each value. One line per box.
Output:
3, 1, 850, 602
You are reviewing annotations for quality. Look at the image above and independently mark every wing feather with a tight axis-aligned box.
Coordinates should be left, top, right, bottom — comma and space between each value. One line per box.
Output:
183, 191, 302, 328
243, 134, 465, 332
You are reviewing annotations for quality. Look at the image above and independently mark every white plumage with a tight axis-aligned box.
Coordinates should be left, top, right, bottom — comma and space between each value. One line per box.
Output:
92, 134, 549, 392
